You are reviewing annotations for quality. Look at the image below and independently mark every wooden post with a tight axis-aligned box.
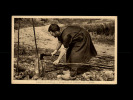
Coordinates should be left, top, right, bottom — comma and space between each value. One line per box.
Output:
40, 60, 46, 77
32, 18, 40, 76
17, 19, 20, 73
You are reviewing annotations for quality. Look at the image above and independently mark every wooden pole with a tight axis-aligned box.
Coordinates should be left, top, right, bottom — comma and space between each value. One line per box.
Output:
32, 18, 40, 75
40, 54, 114, 69
57, 63, 113, 69
17, 19, 20, 73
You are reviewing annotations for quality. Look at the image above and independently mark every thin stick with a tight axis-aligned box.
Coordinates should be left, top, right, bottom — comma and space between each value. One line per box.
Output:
32, 18, 40, 74
32, 18, 38, 55
17, 19, 20, 73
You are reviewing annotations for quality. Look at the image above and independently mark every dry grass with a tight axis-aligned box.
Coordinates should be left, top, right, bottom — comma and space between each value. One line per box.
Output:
90, 33, 115, 45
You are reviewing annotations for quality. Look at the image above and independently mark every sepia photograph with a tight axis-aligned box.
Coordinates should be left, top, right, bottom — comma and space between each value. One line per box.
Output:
11, 16, 117, 84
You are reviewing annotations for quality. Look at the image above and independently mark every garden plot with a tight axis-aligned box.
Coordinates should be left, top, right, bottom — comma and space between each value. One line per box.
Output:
13, 25, 115, 81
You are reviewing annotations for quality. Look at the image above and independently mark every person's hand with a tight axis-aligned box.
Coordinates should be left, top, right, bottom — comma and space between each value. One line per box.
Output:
53, 59, 59, 65
51, 50, 57, 56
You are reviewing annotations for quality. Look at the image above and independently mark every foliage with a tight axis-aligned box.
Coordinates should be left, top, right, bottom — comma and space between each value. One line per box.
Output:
14, 18, 45, 30
14, 18, 115, 36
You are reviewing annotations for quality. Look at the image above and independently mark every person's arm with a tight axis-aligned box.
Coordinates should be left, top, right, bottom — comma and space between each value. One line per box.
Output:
53, 34, 71, 65
53, 47, 67, 65
51, 41, 62, 56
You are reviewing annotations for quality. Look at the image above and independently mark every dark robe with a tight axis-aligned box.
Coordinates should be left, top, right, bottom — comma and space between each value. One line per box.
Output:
58, 26, 97, 64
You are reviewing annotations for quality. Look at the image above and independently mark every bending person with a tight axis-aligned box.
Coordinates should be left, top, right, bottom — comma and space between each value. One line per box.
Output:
48, 24, 97, 78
